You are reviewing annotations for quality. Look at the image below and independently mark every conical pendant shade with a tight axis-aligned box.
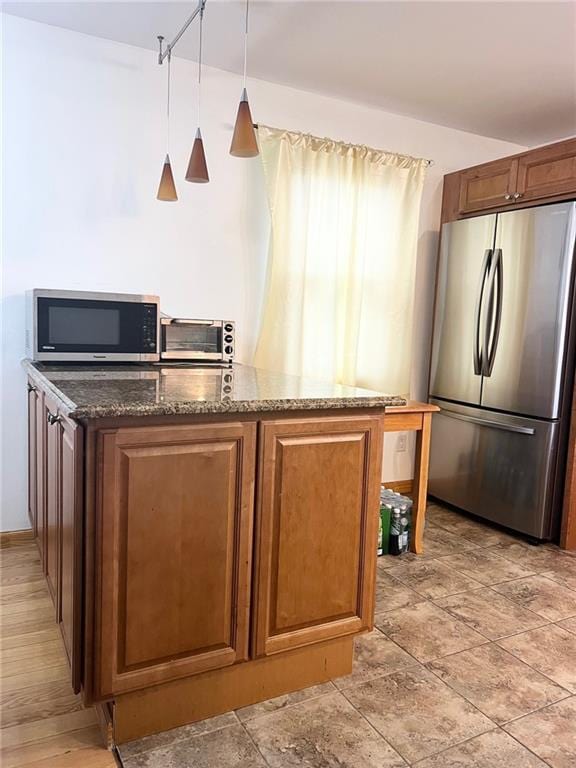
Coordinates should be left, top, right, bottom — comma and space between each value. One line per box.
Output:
230, 88, 259, 157
157, 154, 178, 201
185, 128, 210, 183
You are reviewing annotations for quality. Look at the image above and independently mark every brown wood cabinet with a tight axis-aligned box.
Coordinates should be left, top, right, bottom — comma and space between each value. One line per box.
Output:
252, 417, 381, 657
458, 157, 518, 213
27, 381, 38, 536
94, 422, 257, 699
45, 393, 61, 609
442, 137, 576, 224
34, 386, 46, 565
516, 142, 576, 202
59, 415, 83, 693
32, 387, 84, 692
26, 375, 387, 735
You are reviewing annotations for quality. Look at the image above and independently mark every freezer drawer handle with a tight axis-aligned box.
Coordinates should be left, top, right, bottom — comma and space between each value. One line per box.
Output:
440, 409, 535, 435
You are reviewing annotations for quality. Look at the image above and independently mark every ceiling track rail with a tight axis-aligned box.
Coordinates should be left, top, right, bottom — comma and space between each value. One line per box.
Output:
157, 0, 207, 65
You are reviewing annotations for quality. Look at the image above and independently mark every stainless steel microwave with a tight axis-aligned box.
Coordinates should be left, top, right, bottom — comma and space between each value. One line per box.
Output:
26, 289, 160, 362
160, 318, 235, 363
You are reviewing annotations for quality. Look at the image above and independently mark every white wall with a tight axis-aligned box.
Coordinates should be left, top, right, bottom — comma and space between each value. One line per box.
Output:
1, 14, 525, 530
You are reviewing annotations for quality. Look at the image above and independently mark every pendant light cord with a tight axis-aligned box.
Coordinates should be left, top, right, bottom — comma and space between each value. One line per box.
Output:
166, 50, 172, 154
198, 6, 204, 127
243, 0, 249, 89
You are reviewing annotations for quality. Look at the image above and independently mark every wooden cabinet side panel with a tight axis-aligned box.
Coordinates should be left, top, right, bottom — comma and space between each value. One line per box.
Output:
59, 416, 84, 693
94, 422, 256, 699
35, 390, 46, 566
27, 385, 38, 536
253, 416, 383, 657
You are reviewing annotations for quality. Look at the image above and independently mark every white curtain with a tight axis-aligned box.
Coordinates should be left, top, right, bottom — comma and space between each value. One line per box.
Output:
254, 125, 428, 397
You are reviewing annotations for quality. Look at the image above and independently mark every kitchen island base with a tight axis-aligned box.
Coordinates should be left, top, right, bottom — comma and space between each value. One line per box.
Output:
24, 361, 408, 749
109, 636, 353, 744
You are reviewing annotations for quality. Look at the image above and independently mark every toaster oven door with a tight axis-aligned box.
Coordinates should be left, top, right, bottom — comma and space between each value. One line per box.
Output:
161, 320, 226, 361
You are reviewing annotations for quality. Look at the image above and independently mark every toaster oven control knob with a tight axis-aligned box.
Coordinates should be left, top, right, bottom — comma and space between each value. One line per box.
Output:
224, 323, 234, 333
223, 373, 233, 383
225, 334, 234, 343
225, 345, 234, 355
223, 385, 232, 394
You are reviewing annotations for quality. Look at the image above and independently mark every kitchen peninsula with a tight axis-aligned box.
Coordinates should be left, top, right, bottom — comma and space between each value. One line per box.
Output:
23, 361, 406, 743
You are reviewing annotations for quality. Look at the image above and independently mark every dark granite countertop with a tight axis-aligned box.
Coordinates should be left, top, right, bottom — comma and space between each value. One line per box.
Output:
22, 361, 406, 420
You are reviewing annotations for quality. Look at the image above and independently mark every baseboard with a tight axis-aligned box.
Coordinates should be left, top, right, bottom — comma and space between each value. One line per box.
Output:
0, 528, 34, 548
382, 480, 413, 494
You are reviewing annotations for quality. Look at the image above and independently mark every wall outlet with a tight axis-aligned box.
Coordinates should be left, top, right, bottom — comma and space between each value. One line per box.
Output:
396, 434, 407, 452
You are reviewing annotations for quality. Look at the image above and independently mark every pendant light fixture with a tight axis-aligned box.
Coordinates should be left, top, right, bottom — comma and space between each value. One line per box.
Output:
156, 42, 178, 201
230, 0, 259, 158
185, 4, 209, 183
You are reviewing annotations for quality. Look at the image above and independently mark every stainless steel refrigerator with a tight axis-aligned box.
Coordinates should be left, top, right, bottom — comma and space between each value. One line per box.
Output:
428, 202, 576, 540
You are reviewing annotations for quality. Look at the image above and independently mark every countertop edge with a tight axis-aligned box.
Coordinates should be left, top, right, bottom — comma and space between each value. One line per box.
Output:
22, 360, 407, 419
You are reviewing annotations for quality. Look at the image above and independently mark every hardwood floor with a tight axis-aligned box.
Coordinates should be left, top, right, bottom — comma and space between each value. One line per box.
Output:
0, 535, 116, 767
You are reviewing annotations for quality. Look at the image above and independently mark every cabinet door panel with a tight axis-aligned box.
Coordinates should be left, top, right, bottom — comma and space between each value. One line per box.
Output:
27, 383, 37, 535
253, 416, 382, 657
95, 422, 256, 699
458, 159, 517, 213
45, 396, 60, 613
517, 140, 576, 202
35, 390, 46, 566
59, 416, 83, 693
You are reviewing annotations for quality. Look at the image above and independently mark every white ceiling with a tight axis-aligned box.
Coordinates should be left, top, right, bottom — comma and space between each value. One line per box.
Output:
3, 1, 576, 145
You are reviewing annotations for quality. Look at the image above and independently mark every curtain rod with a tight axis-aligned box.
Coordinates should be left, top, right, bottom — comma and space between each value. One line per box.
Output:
252, 123, 434, 166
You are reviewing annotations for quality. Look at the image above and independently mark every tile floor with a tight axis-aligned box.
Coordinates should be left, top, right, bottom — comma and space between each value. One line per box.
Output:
118, 502, 576, 768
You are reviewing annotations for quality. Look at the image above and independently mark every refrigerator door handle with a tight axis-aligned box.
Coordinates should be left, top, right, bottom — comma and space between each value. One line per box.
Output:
473, 249, 492, 375
483, 248, 503, 377
439, 407, 535, 435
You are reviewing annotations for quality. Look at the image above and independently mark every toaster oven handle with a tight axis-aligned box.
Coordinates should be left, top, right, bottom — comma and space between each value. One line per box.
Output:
170, 319, 217, 326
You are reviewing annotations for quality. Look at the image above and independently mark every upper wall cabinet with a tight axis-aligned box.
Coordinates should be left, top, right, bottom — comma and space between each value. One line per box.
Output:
458, 158, 518, 214
444, 138, 576, 223
516, 142, 576, 202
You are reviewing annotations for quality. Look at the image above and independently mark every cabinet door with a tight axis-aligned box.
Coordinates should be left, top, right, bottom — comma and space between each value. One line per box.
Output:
516, 140, 576, 202
35, 390, 46, 565
253, 416, 383, 657
27, 382, 38, 535
458, 158, 518, 214
59, 416, 83, 694
44, 395, 61, 612
95, 422, 256, 699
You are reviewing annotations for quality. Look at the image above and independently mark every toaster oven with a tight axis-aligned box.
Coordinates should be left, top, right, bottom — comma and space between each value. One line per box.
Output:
160, 318, 235, 363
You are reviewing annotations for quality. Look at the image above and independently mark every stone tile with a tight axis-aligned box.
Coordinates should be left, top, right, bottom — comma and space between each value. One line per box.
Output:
427, 643, 569, 724
413, 729, 548, 768
333, 629, 416, 689
543, 556, 576, 591
435, 588, 547, 640
343, 666, 494, 763
406, 525, 480, 559
559, 616, 576, 634
489, 542, 571, 573
120, 723, 267, 768
375, 601, 486, 662
377, 553, 399, 570
492, 575, 576, 621
235, 682, 335, 723
375, 571, 425, 613
438, 548, 535, 586
504, 697, 576, 768
425, 507, 518, 547
387, 559, 483, 600
245, 691, 406, 767
498, 624, 576, 693
120, 712, 239, 758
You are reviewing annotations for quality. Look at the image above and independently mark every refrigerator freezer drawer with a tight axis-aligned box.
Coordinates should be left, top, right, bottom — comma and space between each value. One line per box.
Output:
428, 400, 559, 539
